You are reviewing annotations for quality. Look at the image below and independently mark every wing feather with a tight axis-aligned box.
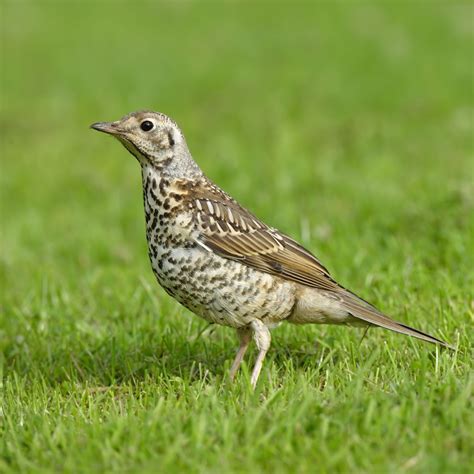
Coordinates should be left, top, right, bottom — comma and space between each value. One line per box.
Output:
183, 183, 452, 348
191, 196, 338, 291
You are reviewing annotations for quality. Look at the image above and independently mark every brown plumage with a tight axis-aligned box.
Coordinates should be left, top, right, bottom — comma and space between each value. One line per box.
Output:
91, 110, 452, 388
186, 184, 450, 347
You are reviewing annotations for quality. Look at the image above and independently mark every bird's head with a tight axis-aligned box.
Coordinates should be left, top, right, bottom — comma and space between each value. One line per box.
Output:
91, 111, 196, 175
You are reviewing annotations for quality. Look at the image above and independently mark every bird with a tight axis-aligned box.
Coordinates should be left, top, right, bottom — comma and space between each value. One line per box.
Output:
90, 110, 452, 388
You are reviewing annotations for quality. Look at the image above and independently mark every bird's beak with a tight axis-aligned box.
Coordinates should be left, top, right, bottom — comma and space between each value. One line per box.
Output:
90, 121, 121, 135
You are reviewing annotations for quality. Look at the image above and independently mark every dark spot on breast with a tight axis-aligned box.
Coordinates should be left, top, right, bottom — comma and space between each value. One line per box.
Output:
159, 179, 169, 195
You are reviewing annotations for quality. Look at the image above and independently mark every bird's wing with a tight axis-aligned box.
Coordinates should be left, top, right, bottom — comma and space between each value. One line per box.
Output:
183, 180, 452, 349
187, 188, 340, 292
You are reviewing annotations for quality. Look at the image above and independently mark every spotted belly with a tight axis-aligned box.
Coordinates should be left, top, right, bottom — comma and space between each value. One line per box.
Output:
148, 245, 296, 328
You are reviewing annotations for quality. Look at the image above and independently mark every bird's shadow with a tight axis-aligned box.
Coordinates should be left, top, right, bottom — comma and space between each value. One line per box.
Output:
6, 329, 341, 390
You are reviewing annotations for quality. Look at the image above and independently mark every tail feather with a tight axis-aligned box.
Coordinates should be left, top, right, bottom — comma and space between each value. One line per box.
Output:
342, 294, 453, 349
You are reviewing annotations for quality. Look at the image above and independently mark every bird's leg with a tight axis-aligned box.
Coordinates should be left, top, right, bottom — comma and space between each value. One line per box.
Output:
229, 327, 252, 381
249, 320, 271, 389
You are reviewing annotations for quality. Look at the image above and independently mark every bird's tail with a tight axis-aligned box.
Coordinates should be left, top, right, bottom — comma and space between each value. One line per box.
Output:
341, 292, 454, 349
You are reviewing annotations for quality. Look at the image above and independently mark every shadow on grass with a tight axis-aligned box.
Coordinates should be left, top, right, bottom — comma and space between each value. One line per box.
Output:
4, 329, 344, 388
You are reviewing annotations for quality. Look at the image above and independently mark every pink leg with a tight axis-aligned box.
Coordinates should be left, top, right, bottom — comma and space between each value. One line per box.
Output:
249, 320, 271, 389
229, 327, 252, 381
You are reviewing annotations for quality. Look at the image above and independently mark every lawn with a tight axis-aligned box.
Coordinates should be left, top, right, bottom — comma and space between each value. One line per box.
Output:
1, 2, 473, 473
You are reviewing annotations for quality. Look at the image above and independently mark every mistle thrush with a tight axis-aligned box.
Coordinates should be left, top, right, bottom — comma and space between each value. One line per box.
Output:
91, 111, 452, 387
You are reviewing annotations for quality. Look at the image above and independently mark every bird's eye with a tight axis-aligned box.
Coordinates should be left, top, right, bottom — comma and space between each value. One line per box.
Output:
140, 120, 155, 132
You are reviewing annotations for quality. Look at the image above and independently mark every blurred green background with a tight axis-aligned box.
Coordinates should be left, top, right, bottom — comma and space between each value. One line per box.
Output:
1, 2, 473, 473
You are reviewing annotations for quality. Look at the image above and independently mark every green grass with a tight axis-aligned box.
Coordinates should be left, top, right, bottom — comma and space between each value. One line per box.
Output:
1, 1, 473, 473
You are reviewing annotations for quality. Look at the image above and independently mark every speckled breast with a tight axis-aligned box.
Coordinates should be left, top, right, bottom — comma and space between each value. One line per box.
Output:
141, 168, 296, 328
